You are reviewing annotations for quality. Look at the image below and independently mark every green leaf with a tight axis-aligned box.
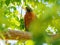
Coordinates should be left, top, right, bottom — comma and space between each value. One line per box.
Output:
52, 39, 60, 45
15, 0, 21, 2
5, 0, 10, 6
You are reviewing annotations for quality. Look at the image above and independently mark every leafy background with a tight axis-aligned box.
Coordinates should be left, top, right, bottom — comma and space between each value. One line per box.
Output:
0, 0, 60, 45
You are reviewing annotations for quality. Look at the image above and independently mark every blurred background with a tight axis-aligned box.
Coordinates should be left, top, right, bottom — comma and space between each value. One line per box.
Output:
0, 0, 60, 45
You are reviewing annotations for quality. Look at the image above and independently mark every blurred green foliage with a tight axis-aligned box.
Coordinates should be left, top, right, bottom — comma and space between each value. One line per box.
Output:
0, 0, 60, 45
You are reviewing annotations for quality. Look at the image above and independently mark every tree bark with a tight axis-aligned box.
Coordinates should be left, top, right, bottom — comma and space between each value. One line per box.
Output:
0, 30, 32, 40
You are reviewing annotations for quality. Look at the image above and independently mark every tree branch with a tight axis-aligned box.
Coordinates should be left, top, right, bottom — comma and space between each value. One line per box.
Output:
0, 30, 32, 40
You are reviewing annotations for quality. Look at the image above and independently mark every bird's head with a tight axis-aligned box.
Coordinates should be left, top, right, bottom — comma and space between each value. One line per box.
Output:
26, 6, 32, 12
22, 5, 33, 12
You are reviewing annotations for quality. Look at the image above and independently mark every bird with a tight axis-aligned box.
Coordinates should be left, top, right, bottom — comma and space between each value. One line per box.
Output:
24, 6, 37, 31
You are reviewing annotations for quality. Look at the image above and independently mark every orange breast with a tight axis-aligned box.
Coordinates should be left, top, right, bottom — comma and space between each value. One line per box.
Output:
24, 12, 36, 30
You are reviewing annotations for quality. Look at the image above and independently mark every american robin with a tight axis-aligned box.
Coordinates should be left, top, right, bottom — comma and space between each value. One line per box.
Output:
24, 6, 36, 31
